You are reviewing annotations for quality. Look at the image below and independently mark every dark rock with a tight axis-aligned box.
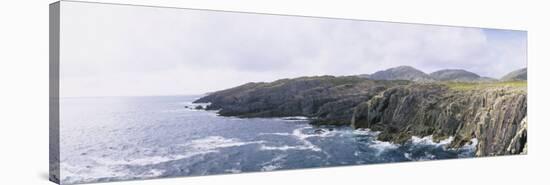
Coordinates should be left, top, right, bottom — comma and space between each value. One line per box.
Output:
314, 129, 327, 134
351, 83, 527, 156
194, 75, 409, 119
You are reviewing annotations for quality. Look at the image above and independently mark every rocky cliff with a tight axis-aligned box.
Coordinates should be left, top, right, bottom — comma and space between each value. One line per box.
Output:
194, 76, 410, 125
351, 83, 527, 156
195, 76, 527, 157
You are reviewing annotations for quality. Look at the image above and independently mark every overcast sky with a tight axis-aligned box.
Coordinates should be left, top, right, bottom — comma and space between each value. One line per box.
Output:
60, 2, 527, 97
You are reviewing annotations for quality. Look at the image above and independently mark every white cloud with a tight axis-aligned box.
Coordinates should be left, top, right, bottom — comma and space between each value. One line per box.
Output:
60, 2, 526, 97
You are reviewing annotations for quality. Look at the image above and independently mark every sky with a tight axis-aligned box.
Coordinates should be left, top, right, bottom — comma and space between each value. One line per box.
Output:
60, 1, 527, 97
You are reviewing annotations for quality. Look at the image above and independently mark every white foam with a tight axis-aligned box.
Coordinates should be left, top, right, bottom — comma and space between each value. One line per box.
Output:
258, 132, 291, 136
261, 164, 282, 171
177, 101, 212, 111
143, 169, 165, 178
258, 127, 322, 152
292, 127, 314, 139
63, 136, 264, 183
369, 140, 399, 155
423, 152, 436, 160
60, 162, 130, 184
353, 128, 380, 136
462, 138, 478, 150
410, 135, 454, 147
278, 116, 310, 121
260, 145, 318, 151
183, 136, 266, 150
403, 151, 437, 161
404, 152, 412, 160
61, 163, 165, 184
260, 155, 286, 171
90, 150, 216, 167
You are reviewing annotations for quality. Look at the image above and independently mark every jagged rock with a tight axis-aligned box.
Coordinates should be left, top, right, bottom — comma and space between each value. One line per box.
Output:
351, 84, 527, 156
506, 117, 527, 155
194, 76, 409, 120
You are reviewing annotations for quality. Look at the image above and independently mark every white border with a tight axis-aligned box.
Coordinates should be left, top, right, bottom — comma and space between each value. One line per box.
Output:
0, 0, 547, 185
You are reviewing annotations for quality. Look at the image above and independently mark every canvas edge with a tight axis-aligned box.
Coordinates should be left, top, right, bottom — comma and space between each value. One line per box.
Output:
49, 1, 61, 184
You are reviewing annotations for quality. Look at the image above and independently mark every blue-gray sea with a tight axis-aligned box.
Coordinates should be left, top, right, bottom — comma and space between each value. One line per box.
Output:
60, 96, 476, 184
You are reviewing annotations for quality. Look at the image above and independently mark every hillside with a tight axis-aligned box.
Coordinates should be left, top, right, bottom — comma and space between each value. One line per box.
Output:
501, 68, 527, 81
429, 69, 495, 82
363, 66, 434, 82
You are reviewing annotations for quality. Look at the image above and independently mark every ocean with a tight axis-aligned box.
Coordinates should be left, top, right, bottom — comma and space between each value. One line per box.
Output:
59, 95, 476, 184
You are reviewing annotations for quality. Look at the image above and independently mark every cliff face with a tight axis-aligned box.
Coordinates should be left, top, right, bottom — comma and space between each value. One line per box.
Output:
351, 84, 527, 156
195, 76, 527, 157
194, 76, 410, 125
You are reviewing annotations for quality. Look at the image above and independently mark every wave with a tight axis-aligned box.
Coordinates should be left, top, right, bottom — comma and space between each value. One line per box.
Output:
87, 136, 264, 167
183, 136, 266, 150
403, 151, 436, 161
409, 135, 454, 147
277, 116, 311, 122
259, 127, 323, 152
259, 127, 383, 152
260, 154, 287, 171
260, 144, 318, 151
353, 128, 380, 136
60, 163, 166, 184
60, 162, 133, 184
61, 136, 265, 184
90, 150, 216, 167
369, 140, 399, 155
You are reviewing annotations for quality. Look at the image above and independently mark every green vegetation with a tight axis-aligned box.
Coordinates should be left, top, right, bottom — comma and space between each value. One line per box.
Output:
444, 81, 527, 91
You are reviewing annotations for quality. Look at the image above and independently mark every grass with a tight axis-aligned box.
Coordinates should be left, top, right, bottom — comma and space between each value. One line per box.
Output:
444, 81, 527, 91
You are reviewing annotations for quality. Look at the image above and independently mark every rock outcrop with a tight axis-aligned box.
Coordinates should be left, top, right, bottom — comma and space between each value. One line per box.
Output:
194, 76, 409, 125
195, 74, 527, 157
350, 84, 527, 156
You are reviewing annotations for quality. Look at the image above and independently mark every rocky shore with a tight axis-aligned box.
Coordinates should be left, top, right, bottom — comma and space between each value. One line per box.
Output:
193, 67, 527, 157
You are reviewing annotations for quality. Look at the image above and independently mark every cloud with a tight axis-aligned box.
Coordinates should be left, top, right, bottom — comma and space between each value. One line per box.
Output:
60, 2, 526, 97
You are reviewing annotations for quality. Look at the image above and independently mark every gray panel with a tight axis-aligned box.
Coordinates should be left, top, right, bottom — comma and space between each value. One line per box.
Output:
49, 1, 60, 184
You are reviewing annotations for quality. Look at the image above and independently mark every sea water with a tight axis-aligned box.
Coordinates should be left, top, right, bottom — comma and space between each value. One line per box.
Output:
59, 96, 475, 184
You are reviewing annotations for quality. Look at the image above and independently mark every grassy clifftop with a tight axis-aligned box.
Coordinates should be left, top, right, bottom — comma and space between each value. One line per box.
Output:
444, 81, 527, 91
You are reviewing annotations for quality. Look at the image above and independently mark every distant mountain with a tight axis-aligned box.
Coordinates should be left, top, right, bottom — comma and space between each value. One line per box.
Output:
501, 68, 527, 81
430, 69, 479, 81
357, 74, 370, 78
429, 69, 495, 82
366, 66, 434, 82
